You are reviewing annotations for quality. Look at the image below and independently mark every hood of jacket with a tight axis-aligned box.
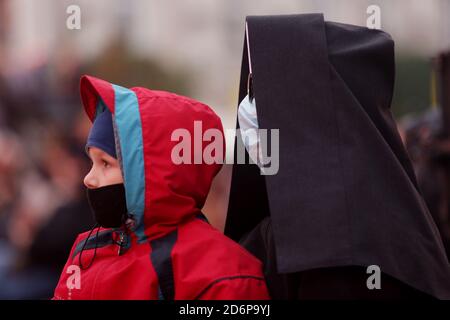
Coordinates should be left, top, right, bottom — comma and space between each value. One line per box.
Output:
80, 75, 224, 242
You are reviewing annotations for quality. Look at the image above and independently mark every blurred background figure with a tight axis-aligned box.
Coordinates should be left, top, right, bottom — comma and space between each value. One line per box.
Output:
401, 108, 450, 260
400, 52, 450, 261
0, 0, 449, 298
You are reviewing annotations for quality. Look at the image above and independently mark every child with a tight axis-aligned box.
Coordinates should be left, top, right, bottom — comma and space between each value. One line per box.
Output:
53, 75, 269, 300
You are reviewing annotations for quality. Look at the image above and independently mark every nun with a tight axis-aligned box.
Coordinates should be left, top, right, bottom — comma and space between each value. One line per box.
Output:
225, 14, 450, 299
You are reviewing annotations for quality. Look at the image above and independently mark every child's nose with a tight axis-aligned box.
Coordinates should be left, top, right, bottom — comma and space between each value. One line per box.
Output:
84, 168, 99, 189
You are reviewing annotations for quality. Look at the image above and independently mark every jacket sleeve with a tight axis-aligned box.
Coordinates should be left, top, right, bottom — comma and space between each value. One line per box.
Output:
197, 276, 271, 300
52, 234, 81, 300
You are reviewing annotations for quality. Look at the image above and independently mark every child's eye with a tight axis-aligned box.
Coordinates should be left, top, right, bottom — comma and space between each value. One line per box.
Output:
103, 160, 110, 168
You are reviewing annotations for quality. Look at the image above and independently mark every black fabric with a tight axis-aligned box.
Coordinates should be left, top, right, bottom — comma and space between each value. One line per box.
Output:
242, 217, 434, 299
86, 183, 128, 228
150, 230, 178, 300
295, 266, 434, 300
71, 229, 114, 259
225, 14, 450, 299
240, 217, 294, 299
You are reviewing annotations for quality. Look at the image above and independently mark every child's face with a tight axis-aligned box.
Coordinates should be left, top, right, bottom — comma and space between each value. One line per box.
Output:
84, 146, 123, 189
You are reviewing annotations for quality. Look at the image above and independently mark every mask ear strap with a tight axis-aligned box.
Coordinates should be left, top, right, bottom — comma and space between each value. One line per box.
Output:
78, 223, 100, 270
246, 22, 254, 102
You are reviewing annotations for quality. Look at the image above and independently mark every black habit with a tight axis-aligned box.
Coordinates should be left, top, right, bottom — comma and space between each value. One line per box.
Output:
225, 14, 450, 299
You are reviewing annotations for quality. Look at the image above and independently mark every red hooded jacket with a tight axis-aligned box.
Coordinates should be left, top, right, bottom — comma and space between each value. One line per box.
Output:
53, 75, 269, 300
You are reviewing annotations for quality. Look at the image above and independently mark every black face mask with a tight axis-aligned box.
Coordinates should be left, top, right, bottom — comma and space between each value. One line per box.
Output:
86, 183, 128, 228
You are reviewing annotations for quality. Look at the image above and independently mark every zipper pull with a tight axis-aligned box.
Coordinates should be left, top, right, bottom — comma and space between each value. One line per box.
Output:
117, 232, 125, 256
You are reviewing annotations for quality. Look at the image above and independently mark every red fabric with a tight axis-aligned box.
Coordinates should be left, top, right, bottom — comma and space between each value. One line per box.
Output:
53, 76, 270, 300
79, 75, 116, 120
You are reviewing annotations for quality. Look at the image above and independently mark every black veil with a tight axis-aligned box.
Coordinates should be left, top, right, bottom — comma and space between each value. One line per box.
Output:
225, 14, 450, 299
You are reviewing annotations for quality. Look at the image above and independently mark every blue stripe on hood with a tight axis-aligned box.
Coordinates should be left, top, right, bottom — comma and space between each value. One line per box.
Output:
112, 84, 147, 242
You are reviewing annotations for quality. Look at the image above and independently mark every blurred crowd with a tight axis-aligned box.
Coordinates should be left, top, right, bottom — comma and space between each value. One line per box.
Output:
400, 108, 450, 259
0, 52, 94, 299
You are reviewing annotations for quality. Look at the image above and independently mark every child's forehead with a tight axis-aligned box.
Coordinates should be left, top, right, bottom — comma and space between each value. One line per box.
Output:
87, 146, 109, 158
